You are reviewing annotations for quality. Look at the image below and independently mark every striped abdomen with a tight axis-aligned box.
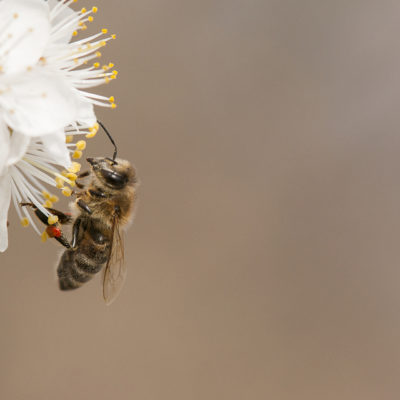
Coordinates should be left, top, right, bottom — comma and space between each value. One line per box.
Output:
57, 220, 111, 290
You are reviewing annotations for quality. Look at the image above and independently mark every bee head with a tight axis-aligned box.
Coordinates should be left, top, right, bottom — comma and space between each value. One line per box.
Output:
87, 157, 136, 189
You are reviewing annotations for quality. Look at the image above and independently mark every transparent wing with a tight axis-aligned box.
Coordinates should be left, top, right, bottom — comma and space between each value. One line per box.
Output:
102, 214, 127, 305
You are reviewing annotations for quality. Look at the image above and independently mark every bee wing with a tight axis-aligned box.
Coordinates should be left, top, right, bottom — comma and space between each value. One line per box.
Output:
102, 214, 127, 305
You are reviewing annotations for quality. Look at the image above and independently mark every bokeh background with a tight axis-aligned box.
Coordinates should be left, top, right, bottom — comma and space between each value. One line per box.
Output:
2, 0, 400, 398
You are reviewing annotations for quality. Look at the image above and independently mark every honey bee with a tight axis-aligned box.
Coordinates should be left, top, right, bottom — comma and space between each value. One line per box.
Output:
22, 123, 138, 304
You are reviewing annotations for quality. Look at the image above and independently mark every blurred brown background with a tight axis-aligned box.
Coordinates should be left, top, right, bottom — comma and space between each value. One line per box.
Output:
3, 0, 400, 398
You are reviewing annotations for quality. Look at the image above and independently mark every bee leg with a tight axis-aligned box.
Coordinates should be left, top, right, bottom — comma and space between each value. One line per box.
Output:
77, 199, 92, 214
20, 203, 72, 225
89, 189, 107, 198
20, 203, 72, 249
77, 170, 90, 179
70, 218, 81, 249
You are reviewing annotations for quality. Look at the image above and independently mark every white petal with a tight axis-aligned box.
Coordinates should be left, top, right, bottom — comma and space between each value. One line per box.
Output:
0, 70, 79, 136
76, 101, 97, 127
48, 0, 77, 44
0, 0, 50, 74
0, 120, 10, 174
41, 130, 71, 169
0, 173, 11, 252
6, 130, 30, 167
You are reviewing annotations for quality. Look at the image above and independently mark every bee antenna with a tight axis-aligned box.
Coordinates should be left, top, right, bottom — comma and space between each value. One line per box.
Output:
97, 120, 118, 162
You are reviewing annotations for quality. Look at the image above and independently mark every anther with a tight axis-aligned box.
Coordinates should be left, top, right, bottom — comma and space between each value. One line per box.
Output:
68, 162, 81, 173
102, 28, 108, 34
48, 215, 59, 225
43, 200, 53, 208
20, 218, 29, 227
65, 135, 73, 143
92, 6, 98, 13
81, 8, 87, 13
66, 172, 78, 181
88, 16, 94, 22
93, 62, 100, 68
62, 187, 72, 197
73, 150, 83, 159
109, 96, 115, 102
41, 231, 49, 242
50, 195, 59, 203
76, 140, 86, 150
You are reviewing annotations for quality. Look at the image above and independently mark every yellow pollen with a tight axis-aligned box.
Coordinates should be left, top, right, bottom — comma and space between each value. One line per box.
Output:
43, 200, 53, 208
62, 187, 72, 197
92, 6, 98, 13
100, 41, 106, 47
68, 162, 81, 173
61, 170, 68, 177
69, 181, 76, 188
111, 34, 116, 39
73, 0, 78, 2
41, 231, 49, 242
21, 218, 29, 227
88, 16, 94, 22
42, 190, 51, 199
93, 62, 100, 68
65, 135, 73, 143
73, 30, 78, 36
48, 215, 59, 225
110, 75, 116, 80
66, 172, 78, 181
111, 103, 117, 109
112, 70, 118, 76
73, 150, 83, 159
102, 65, 108, 70
76, 140, 86, 150
109, 96, 115, 102
86, 132, 97, 138
78, 21, 84, 26
96, 51, 101, 57
108, 62, 114, 68
55, 177, 64, 189
102, 28, 108, 34
104, 77, 110, 84
50, 195, 59, 203
81, 8, 87, 13
82, 24, 87, 30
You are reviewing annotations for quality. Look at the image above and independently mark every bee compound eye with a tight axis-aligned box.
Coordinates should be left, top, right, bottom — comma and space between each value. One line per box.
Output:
100, 169, 127, 188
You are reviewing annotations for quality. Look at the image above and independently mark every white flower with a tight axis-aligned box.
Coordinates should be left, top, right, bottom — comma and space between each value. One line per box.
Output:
0, 0, 118, 251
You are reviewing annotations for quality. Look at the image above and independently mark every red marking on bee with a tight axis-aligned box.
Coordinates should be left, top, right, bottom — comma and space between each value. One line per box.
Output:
46, 226, 62, 238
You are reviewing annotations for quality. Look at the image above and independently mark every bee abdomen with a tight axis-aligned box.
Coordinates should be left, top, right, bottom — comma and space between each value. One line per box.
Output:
57, 245, 110, 291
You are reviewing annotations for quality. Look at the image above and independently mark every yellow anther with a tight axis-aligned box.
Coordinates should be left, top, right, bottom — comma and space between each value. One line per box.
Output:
41, 231, 49, 242
73, 31, 78, 36
111, 75, 117, 80
78, 21, 84, 26
43, 200, 53, 208
73, 150, 83, 159
88, 16, 94, 22
105, 77, 110, 84
62, 187, 72, 197
74, 58, 79, 64
112, 70, 118, 76
61, 170, 68, 177
48, 215, 59, 225
20, 218, 29, 227
13, 13, 18, 19
102, 65, 109, 70
111, 34, 116, 39
96, 51, 101, 57
109, 96, 115, 102
68, 162, 81, 173
73, 0, 78, 2
42, 190, 51, 199
66, 172, 78, 181
81, 8, 87, 13
82, 24, 87, 30
86, 43, 92, 49
65, 135, 73, 143
76, 140, 86, 150
92, 6, 98, 13
69, 181, 76, 188
93, 62, 100, 68
111, 103, 117, 109
102, 28, 108, 34
100, 41, 106, 47
55, 177, 64, 189
86, 132, 96, 138
50, 195, 59, 203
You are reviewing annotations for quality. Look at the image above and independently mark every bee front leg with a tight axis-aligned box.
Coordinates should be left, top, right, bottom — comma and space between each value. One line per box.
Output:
77, 199, 92, 214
